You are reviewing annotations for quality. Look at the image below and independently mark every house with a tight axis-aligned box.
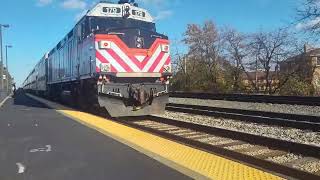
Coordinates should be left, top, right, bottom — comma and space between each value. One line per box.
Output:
280, 44, 320, 94
241, 70, 279, 93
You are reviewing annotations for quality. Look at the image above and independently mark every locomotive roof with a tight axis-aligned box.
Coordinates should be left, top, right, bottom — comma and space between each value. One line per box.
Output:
85, 1, 154, 23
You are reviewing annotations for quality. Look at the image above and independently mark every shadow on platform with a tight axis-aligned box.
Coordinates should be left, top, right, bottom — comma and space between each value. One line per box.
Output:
13, 89, 51, 109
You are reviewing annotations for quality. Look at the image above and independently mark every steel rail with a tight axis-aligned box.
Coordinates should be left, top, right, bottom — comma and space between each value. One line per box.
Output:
166, 103, 320, 131
170, 92, 320, 106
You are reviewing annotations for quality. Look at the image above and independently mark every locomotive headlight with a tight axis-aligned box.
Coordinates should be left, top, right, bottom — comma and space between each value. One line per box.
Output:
136, 36, 144, 48
100, 63, 111, 72
136, 43, 142, 48
136, 37, 143, 43
125, 6, 130, 12
161, 45, 170, 53
123, 4, 131, 17
99, 41, 111, 49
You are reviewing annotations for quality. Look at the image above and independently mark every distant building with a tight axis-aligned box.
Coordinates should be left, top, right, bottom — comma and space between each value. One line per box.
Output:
280, 44, 320, 95
241, 70, 278, 93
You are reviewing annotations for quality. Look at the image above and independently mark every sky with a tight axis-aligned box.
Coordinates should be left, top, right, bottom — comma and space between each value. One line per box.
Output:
0, 0, 302, 86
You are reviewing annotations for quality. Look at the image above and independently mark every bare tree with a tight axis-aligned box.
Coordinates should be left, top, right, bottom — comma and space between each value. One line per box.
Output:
297, 0, 320, 34
248, 29, 297, 94
223, 28, 253, 92
172, 20, 303, 94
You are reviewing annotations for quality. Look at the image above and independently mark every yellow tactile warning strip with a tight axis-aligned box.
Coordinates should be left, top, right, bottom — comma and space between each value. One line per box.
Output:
27, 94, 283, 180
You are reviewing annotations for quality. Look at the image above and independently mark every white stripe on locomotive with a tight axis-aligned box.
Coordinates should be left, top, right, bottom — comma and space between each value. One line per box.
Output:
154, 53, 170, 72
111, 42, 141, 72
95, 42, 126, 72
142, 46, 162, 72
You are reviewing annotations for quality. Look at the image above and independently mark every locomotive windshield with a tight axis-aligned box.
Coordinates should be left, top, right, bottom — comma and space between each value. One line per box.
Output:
79, 15, 166, 48
88, 16, 156, 33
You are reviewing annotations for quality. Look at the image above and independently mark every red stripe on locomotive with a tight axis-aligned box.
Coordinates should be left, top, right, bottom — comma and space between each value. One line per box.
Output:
107, 49, 134, 72
95, 34, 170, 74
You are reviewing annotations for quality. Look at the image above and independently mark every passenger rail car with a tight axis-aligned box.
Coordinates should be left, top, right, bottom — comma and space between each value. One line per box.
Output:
22, 0, 172, 117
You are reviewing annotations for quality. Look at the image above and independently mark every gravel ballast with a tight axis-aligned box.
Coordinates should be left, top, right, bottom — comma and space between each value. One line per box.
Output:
267, 153, 302, 164
170, 98, 320, 116
155, 111, 320, 147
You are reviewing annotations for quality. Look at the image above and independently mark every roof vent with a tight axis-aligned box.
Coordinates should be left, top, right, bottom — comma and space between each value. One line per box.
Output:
304, 43, 313, 53
118, 0, 138, 6
118, 0, 129, 4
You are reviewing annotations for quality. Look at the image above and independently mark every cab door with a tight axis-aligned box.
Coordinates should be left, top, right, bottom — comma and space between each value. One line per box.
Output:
75, 24, 81, 79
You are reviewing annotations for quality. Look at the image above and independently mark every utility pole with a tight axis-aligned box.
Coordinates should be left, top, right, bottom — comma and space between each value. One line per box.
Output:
184, 56, 187, 75
255, 55, 258, 93
183, 56, 188, 90
5, 45, 12, 93
0, 24, 9, 92
0, 26, 3, 91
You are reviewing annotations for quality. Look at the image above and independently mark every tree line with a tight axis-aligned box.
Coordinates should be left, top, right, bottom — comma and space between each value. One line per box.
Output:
171, 0, 320, 96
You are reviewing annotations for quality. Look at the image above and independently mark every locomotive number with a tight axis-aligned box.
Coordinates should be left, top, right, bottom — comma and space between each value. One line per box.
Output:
132, 10, 146, 18
103, 7, 121, 14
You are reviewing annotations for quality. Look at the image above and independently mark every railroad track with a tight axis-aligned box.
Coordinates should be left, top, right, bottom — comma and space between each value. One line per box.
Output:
28, 92, 320, 179
119, 116, 320, 179
170, 92, 320, 106
166, 103, 320, 131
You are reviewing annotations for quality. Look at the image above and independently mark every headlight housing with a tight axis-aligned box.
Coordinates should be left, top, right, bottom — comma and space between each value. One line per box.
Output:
161, 44, 170, 53
99, 41, 112, 49
135, 36, 144, 48
100, 63, 111, 72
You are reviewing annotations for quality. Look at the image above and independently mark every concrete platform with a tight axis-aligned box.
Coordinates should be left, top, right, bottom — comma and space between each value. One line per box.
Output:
0, 92, 190, 180
26, 93, 282, 180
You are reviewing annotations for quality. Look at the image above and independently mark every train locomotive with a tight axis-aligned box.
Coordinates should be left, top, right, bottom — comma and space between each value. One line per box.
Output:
22, 0, 172, 117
